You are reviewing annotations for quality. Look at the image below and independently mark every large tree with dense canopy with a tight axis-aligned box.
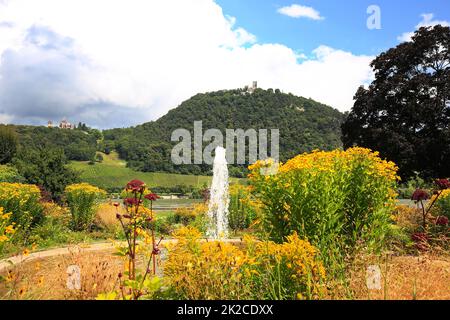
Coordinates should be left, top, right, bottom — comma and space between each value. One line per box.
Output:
342, 25, 450, 179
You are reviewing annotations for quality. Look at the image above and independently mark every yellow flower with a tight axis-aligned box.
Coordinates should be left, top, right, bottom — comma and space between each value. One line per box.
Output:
5, 225, 15, 234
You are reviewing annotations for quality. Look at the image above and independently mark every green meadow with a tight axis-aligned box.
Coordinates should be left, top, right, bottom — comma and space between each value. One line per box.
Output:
69, 152, 229, 190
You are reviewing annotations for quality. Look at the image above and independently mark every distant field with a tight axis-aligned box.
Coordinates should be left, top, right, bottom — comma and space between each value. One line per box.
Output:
69, 151, 242, 190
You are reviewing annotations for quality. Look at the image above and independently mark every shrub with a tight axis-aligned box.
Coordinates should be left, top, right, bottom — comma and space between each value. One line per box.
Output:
0, 182, 44, 237
248, 147, 399, 274
152, 216, 173, 235
13, 147, 79, 202
170, 203, 208, 226
163, 227, 326, 300
0, 165, 25, 183
228, 184, 258, 233
65, 183, 106, 231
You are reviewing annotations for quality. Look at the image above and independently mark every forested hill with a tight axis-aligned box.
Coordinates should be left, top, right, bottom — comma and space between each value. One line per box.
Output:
103, 88, 345, 177
5, 124, 100, 161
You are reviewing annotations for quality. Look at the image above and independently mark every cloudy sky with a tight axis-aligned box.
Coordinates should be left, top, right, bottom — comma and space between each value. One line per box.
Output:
0, 0, 449, 128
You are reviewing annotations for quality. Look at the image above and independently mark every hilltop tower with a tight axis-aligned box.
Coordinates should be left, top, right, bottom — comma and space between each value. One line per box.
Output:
245, 81, 258, 94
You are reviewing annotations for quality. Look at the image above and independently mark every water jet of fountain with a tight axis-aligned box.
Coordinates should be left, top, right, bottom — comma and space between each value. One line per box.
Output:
206, 146, 229, 240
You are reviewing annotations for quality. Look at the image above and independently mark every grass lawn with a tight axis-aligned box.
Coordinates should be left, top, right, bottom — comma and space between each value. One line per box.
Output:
69, 152, 214, 190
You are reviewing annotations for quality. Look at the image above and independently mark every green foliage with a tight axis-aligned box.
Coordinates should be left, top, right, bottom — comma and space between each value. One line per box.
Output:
13, 147, 79, 201
103, 88, 344, 176
0, 165, 25, 183
397, 173, 433, 199
0, 125, 18, 164
95, 153, 104, 162
65, 183, 106, 231
12, 125, 98, 161
342, 25, 450, 180
228, 185, 257, 232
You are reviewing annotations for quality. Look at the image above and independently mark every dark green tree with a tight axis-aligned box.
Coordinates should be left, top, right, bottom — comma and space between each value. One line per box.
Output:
13, 147, 79, 201
342, 25, 450, 179
0, 125, 18, 164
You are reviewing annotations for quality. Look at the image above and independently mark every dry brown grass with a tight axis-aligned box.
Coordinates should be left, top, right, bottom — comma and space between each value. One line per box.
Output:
347, 253, 450, 300
1, 247, 449, 300
0, 247, 123, 300
94, 203, 124, 232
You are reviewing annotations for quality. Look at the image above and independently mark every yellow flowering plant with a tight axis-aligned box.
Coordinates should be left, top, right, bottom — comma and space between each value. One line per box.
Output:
249, 147, 400, 275
163, 226, 326, 300
64, 183, 106, 231
0, 207, 15, 253
431, 189, 450, 221
0, 182, 44, 236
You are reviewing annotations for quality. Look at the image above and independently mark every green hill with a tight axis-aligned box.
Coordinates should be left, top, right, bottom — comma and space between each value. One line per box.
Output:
3, 124, 99, 161
103, 88, 344, 176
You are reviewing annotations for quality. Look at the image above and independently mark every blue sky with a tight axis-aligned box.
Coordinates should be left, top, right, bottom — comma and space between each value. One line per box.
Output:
216, 0, 450, 55
0, 0, 449, 128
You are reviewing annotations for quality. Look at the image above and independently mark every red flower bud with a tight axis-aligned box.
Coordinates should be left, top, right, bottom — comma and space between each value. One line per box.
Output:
435, 179, 450, 190
411, 189, 430, 201
126, 180, 146, 192
436, 216, 449, 226
144, 193, 160, 201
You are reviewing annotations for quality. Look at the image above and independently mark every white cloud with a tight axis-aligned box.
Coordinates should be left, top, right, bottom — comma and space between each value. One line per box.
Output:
398, 13, 450, 42
0, 0, 370, 128
277, 4, 324, 20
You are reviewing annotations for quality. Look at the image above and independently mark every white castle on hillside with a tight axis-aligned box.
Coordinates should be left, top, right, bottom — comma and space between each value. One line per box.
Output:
47, 118, 75, 129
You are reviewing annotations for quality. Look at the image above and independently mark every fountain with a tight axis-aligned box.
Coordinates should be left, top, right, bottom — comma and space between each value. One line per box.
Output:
206, 146, 229, 239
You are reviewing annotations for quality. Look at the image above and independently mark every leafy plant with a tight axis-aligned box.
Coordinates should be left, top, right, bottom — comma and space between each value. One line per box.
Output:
249, 147, 400, 276
113, 180, 162, 300
13, 147, 79, 202
228, 184, 258, 233
0, 165, 25, 183
65, 183, 106, 231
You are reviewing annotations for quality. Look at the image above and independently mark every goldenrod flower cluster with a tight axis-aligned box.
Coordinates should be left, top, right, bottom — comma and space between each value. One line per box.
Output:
65, 183, 106, 231
163, 227, 326, 300
0, 182, 43, 234
65, 183, 106, 197
430, 188, 450, 217
0, 207, 15, 244
0, 182, 41, 204
247, 148, 400, 272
